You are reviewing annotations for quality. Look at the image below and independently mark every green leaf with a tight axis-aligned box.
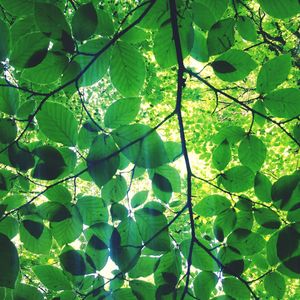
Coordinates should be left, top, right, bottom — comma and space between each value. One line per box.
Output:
154, 249, 181, 288
71, 2, 98, 41
135, 205, 170, 251
264, 272, 286, 298
0, 217, 19, 239
207, 18, 235, 56
129, 256, 157, 278
236, 16, 257, 42
96, 9, 114, 36
131, 191, 148, 208
181, 239, 218, 271
10, 32, 49, 68
214, 208, 237, 241
22, 52, 68, 84
194, 271, 218, 300
111, 203, 128, 221
0, 19, 10, 61
44, 185, 72, 204
212, 139, 231, 170
227, 228, 266, 255
254, 208, 281, 229
85, 223, 112, 271
271, 172, 300, 211
293, 123, 300, 143
76, 196, 108, 225
194, 195, 231, 217
153, 21, 193, 68
87, 134, 120, 188
0, 84, 19, 115
20, 216, 52, 254
104, 97, 141, 128
13, 283, 43, 300
101, 175, 127, 203
110, 41, 145, 96
36, 101, 78, 146
0, 233, 19, 288
223, 277, 250, 300
130, 280, 156, 300
264, 88, 300, 119
32, 146, 66, 180
34, 2, 71, 40
190, 28, 209, 62
78, 122, 98, 151
122, 26, 149, 44
212, 49, 257, 82
51, 207, 82, 246
256, 54, 292, 94
152, 173, 172, 202
110, 218, 142, 272
76, 38, 111, 87
0, 0, 33, 17
218, 246, 244, 277
254, 172, 272, 202
238, 135, 267, 171
149, 165, 180, 203
192, 0, 229, 31
253, 100, 266, 127
0, 118, 17, 144
33, 265, 72, 291
112, 124, 169, 168
60, 246, 86, 276
212, 126, 245, 144
221, 166, 255, 193
258, 0, 300, 19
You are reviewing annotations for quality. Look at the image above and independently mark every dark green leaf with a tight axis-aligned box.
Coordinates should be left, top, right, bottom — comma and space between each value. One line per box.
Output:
211, 60, 236, 73
32, 146, 66, 180
71, 2, 98, 41
34, 2, 71, 40
0, 233, 19, 288
22, 220, 44, 239
60, 248, 86, 276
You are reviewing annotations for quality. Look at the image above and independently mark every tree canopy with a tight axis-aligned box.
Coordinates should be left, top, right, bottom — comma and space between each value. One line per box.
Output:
0, 0, 299, 299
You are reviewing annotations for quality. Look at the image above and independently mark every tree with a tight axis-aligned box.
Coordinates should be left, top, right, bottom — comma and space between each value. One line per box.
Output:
0, 0, 299, 299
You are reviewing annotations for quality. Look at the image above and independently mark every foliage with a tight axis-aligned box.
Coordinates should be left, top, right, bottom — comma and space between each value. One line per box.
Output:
0, 0, 299, 299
